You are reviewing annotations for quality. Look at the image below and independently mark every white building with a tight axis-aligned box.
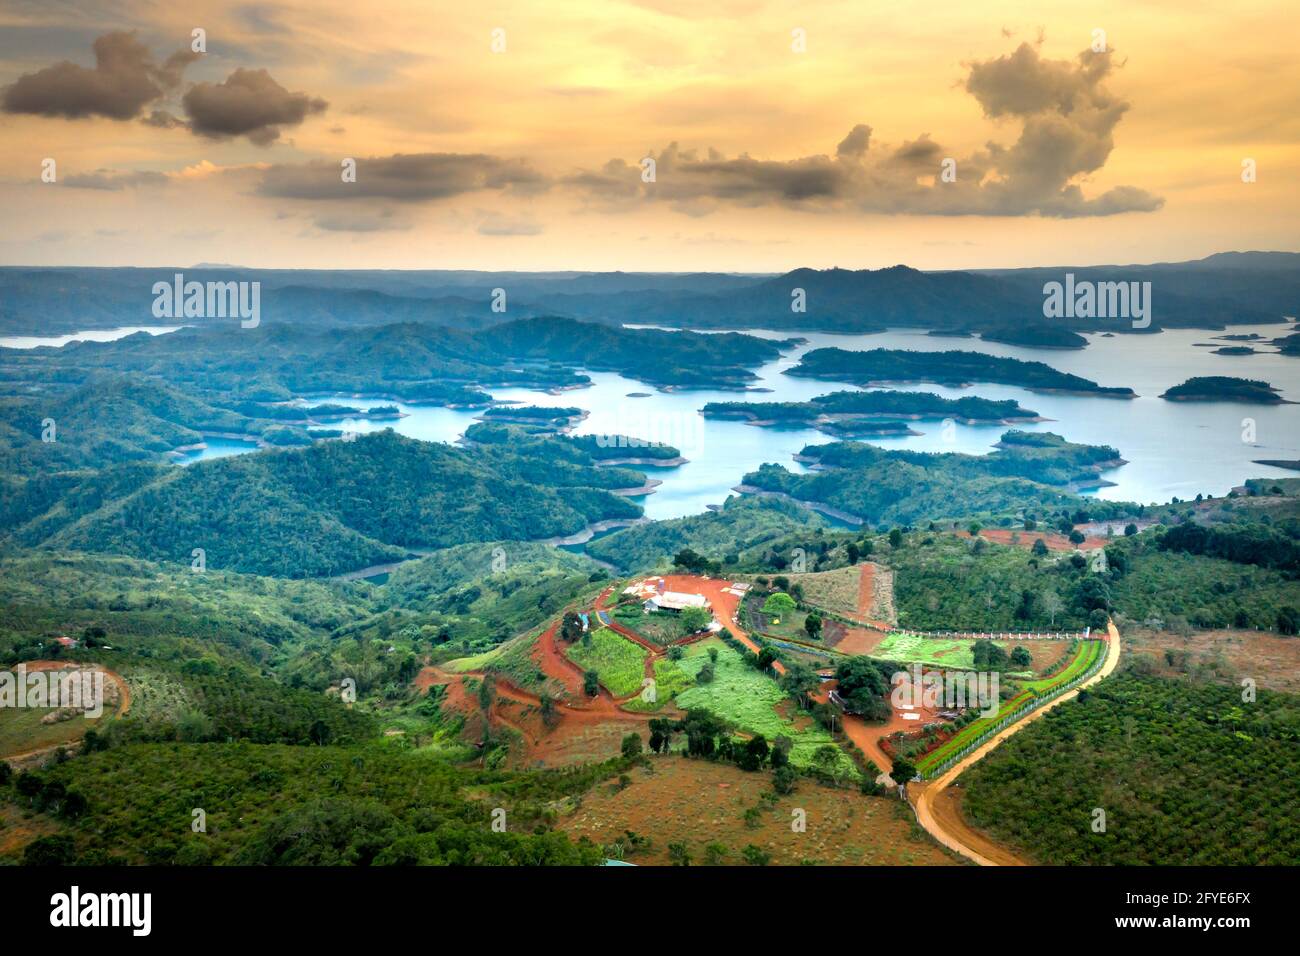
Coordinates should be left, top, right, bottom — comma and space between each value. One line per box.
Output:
644, 591, 710, 613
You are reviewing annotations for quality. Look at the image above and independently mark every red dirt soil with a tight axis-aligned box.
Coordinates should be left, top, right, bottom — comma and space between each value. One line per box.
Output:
955, 528, 1109, 552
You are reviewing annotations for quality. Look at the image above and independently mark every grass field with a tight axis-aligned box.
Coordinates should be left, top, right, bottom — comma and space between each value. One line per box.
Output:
442, 645, 505, 673
674, 640, 855, 776
0, 707, 106, 757
768, 565, 862, 618
623, 656, 695, 712
565, 627, 648, 698
872, 632, 976, 668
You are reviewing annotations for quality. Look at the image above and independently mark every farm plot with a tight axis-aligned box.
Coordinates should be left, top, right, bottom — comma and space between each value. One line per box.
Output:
565, 627, 648, 698
623, 656, 695, 712
611, 604, 687, 645
674, 641, 855, 776
915, 639, 1105, 776
872, 632, 976, 668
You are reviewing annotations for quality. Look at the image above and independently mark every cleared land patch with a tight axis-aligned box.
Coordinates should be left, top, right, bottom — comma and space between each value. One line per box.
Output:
674, 640, 854, 775
557, 757, 953, 866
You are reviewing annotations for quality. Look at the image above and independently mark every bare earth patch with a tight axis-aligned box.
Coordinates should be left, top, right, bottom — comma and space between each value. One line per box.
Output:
557, 756, 955, 866
1123, 626, 1300, 693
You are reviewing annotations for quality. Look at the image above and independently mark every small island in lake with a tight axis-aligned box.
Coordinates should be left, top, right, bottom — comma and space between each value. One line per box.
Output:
787, 348, 1135, 397
701, 389, 1042, 439
980, 326, 1089, 349
1160, 376, 1291, 403
1211, 346, 1256, 356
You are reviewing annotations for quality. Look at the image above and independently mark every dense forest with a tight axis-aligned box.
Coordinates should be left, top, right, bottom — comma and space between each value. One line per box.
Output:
961, 673, 1300, 865
738, 431, 1131, 526
0, 316, 790, 401
787, 348, 1136, 396
3, 431, 644, 577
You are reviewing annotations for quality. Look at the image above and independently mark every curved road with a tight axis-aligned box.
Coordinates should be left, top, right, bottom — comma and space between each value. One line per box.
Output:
910, 621, 1123, 866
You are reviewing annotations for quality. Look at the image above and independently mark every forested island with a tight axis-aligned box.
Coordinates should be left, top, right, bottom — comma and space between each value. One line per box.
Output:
736, 430, 1130, 525
980, 327, 1089, 349
1160, 376, 1290, 403
0, 316, 791, 403
702, 389, 1042, 438
787, 348, 1135, 397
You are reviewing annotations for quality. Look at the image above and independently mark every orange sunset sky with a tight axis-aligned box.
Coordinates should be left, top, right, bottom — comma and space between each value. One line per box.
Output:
1, 0, 1297, 271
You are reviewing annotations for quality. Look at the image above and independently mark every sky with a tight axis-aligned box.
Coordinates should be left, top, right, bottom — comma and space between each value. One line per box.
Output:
0, 0, 1296, 272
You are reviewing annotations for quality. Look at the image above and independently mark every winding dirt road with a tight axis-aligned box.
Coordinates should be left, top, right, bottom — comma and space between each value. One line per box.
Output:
909, 620, 1122, 866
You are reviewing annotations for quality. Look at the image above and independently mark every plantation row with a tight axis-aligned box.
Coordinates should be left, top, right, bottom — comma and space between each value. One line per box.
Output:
915, 638, 1107, 778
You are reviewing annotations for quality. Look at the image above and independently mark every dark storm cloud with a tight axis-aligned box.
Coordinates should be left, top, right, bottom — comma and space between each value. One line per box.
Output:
183, 68, 327, 145
258, 153, 547, 201
1, 31, 197, 120
569, 44, 1163, 218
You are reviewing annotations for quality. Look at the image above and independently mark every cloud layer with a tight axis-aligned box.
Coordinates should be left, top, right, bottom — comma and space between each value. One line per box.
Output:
2, 32, 327, 146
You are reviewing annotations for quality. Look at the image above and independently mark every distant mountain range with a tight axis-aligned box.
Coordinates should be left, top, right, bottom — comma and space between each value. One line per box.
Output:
1, 251, 1296, 338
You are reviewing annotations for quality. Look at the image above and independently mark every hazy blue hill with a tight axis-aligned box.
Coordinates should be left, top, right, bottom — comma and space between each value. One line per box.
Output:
4, 253, 1291, 337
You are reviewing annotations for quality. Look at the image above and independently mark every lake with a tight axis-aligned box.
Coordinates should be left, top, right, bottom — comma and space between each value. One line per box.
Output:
0, 326, 183, 349
30, 323, 1300, 517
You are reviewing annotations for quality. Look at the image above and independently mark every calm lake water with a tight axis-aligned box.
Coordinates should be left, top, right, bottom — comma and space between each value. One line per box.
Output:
24, 322, 1300, 517
0, 326, 183, 349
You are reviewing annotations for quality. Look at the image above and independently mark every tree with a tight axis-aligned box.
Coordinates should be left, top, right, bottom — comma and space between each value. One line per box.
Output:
804, 612, 823, 639
1278, 606, 1299, 636
1040, 589, 1064, 626
889, 528, 904, 549
696, 662, 716, 684
703, 843, 729, 865
780, 661, 821, 709
1031, 538, 1050, 557
762, 592, 796, 619
1124, 522, 1139, 536
846, 542, 860, 564
23, 835, 75, 866
972, 640, 1008, 670
679, 606, 711, 633
742, 844, 772, 866
583, 670, 600, 696
738, 734, 770, 771
621, 733, 643, 758
538, 692, 557, 726
560, 611, 584, 643
773, 764, 798, 795
1010, 645, 1032, 667
477, 673, 496, 712
890, 756, 918, 786
1069, 530, 1086, 545
968, 521, 982, 537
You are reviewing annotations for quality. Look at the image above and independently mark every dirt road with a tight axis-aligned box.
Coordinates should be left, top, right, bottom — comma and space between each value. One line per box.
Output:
909, 621, 1122, 866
